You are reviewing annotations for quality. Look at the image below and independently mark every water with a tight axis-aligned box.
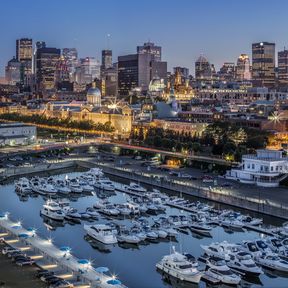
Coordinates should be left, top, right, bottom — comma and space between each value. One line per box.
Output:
0, 170, 287, 288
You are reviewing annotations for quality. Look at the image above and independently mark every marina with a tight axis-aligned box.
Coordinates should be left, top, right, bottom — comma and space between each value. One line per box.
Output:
0, 167, 288, 287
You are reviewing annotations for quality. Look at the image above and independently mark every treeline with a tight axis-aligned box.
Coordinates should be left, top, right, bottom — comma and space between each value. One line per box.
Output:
0, 113, 115, 132
131, 122, 271, 161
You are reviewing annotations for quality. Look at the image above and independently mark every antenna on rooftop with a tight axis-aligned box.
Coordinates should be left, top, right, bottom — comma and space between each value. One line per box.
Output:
106, 34, 111, 49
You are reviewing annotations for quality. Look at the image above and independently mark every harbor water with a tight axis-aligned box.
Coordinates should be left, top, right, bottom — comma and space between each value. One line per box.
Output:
0, 169, 287, 288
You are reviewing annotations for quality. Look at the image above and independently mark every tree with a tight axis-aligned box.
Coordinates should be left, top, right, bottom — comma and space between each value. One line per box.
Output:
153, 135, 162, 147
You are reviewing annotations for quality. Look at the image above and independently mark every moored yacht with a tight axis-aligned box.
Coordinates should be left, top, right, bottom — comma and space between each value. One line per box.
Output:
54, 179, 71, 195
117, 230, 141, 244
255, 253, 288, 273
201, 242, 232, 261
227, 251, 263, 276
94, 179, 115, 192
156, 247, 202, 283
15, 178, 31, 194
38, 183, 58, 196
67, 180, 83, 193
40, 200, 65, 221
84, 224, 118, 244
205, 256, 241, 285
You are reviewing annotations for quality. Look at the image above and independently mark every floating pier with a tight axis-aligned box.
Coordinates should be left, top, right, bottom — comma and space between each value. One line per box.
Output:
0, 214, 126, 288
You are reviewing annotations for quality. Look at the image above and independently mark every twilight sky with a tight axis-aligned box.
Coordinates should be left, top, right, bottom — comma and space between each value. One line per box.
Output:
1, 0, 288, 76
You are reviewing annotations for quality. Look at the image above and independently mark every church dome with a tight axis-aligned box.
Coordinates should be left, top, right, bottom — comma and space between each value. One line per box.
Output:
196, 55, 209, 63
86, 82, 101, 107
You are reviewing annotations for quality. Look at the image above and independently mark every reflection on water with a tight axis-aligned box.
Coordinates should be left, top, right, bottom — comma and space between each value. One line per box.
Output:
0, 169, 287, 288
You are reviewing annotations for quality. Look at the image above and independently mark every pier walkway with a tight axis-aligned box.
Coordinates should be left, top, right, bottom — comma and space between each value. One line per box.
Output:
0, 215, 126, 288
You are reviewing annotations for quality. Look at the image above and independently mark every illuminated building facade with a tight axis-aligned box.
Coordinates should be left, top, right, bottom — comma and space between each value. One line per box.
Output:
218, 62, 235, 81
278, 49, 288, 88
36, 47, 61, 91
101, 50, 112, 70
195, 55, 212, 80
74, 57, 101, 84
164, 70, 194, 101
118, 42, 167, 96
5, 57, 21, 85
252, 42, 275, 88
236, 54, 251, 81
137, 42, 161, 61
62, 48, 78, 79
16, 38, 33, 90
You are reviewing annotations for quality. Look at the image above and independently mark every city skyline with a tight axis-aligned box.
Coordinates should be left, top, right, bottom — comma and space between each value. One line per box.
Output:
1, 0, 288, 75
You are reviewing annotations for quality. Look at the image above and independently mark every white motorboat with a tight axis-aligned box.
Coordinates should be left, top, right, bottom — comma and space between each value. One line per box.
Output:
57, 199, 71, 213
238, 215, 263, 226
93, 199, 109, 210
116, 204, 132, 216
145, 230, 159, 240
242, 241, 262, 257
81, 184, 94, 193
15, 178, 31, 193
205, 267, 241, 285
101, 204, 120, 216
54, 180, 71, 195
154, 229, 168, 239
255, 253, 288, 273
123, 202, 140, 214
84, 224, 118, 244
64, 208, 82, 221
68, 181, 83, 193
254, 239, 272, 253
130, 228, 146, 241
227, 251, 263, 276
189, 223, 212, 236
164, 227, 178, 237
128, 182, 147, 193
201, 242, 238, 261
38, 184, 58, 196
85, 207, 99, 218
117, 231, 141, 244
221, 219, 244, 230
156, 247, 202, 283
40, 200, 65, 221
266, 237, 288, 259
94, 179, 115, 192
118, 182, 147, 193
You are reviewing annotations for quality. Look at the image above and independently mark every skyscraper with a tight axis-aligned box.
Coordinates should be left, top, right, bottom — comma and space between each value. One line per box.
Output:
74, 57, 100, 84
36, 47, 61, 91
16, 38, 33, 90
5, 57, 21, 85
252, 42, 275, 88
118, 42, 167, 96
101, 50, 112, 70
118, 54, 139, 96
62, 48, 78, 78
16, 38, 33, 62
236, 54, 251, 81
137, 42, 161, 61
195, 55, 212, 80
278, 49, 288, 89
218, 62, 235, 81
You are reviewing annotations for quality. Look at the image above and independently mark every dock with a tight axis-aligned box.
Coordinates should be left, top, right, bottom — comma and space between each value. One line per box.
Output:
244, 224, 274, 236
0, 214, 126, 288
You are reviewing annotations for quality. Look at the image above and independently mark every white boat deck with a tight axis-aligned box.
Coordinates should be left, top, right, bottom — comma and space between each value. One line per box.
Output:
0, 216, 127, 288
